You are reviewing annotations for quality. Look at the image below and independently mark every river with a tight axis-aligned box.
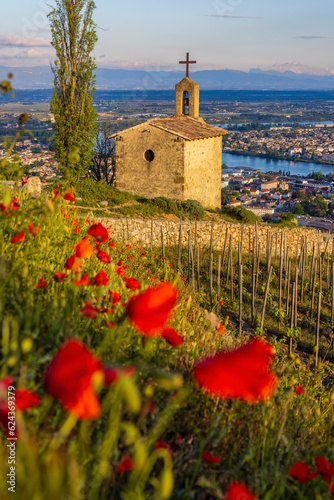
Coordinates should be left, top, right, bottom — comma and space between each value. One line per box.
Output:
222, 152, 334, 176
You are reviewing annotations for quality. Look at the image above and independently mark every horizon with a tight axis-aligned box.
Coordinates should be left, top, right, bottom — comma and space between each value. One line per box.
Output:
0, 0, 333, 76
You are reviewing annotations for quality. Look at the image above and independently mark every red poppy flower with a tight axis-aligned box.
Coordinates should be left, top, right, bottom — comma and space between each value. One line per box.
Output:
64, 189, 75, 202
96, 250, 111, 263
295, 385, 303, 395
216, 323, 226, 335
93, 270, 109, 286
54, 272, 66, 283
114, 456, 134, 474
328, 483, 334, 496
75, 238, 93, 259
0, 377, 41, 438
109, 241, 115, 248
125, 277, 141, 291
288, 462, 316, 483
73, 228, 80, 234
117, 260, 123, 266
126, 283, 178, 337
315, 456, 334, 483
225, 482, 258, 500
64, 254, 77, 270
45, 339, 103, 419
27, 223, 39, 234
104, 320, 115, 329
0, 197, 19, 213
11, 231, 25, 244
193, 339, 277, 403
21, 177, 28, 185
35, 278, 47, 289
15, 389, 41, 410
115, 266, 126, 278
161, 327, 183, 347
53, 189, 61, 198
75, 274, 91, 286
154, 441, 173, 457
80, 301, 100, 319
109, 290, 121, 304
104, 367, 118, 385
87, 223, 109, 243
201, 451, 220, 464
70, 220, 79, 226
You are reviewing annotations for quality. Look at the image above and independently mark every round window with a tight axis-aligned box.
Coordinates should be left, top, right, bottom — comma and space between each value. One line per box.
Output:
144, 149, 155, 162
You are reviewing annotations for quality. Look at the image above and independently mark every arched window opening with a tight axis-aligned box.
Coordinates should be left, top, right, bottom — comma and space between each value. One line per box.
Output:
182, 91, 189, 115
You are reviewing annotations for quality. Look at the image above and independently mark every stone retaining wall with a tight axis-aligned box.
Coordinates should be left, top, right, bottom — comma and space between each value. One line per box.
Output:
95, 216, 333, 257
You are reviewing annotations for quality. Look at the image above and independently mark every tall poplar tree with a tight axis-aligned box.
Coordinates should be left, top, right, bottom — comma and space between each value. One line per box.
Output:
48, 0, 98, 179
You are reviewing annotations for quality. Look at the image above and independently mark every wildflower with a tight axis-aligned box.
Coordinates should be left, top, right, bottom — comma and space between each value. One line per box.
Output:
201, 451, 220, 464
0, 377, 40, 437
64, 189, 75, 202
104, 320, 115, 329
44, 339, 103, 419
74, 228, 80, 234
288, 462, 316, 483
96, 250, 111, 263
109, 290, 121, 304
315, 456, 334, 483
125, 277, 141, 291
11, 231, 25, 244
21, 177, 28, 185
93, 270, 109, 286
126, 283, 178, 337
225, 482, 258, 500
64, 254, 77, 270
80, 301, 100, 319
115, 266, 126, 278
35, 278, 47, 289
75, 238, 93, 259
53, 189, 61, 198
0, 197, 19, 213
114, 456, 134, 474
295, 385, 303, 395
27, 223, 39, 234
75, 274, 91, 286
109, 241, 115, 248
216, 323, 225, 335
87, 223, 109, 243
54, 272, 66, 283
161, 327, 183, 347
193, 339, 277, 403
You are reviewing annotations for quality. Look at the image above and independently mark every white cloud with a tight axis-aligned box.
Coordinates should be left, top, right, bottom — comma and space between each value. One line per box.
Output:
0, 36, 51, 47
203, 14, 263, 19
253, 62, 334, 76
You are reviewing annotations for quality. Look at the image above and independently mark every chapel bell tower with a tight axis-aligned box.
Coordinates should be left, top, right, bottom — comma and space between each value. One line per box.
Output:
175, 52, 200, 119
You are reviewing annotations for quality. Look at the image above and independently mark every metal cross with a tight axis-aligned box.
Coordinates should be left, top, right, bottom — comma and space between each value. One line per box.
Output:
179, 52, 196, 78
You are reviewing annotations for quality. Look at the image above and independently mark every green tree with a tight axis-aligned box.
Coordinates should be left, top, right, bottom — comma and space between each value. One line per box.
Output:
48, 0, 99, 180
293, 203, 304, 215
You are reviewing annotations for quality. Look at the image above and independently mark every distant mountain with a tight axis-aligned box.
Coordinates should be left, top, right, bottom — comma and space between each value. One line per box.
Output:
1, 65, 334, 90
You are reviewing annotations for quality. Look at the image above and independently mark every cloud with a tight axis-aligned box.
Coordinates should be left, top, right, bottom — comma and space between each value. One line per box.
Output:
0, 49, 51, 64
296, 35, 331, 39
253, 62, 334, 76
0, 36, 51, 47
203, 14, 263, 19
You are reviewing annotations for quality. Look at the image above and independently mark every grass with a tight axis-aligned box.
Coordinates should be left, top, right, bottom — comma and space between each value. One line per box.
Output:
0, 186, 333, 499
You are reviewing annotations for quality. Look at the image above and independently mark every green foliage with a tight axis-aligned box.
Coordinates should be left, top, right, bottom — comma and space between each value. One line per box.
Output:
180, 199, 205, 218
293, 203, 304, 215
222, 205, 261, 224
48, 0, 99, 180
279, 212, 296, 222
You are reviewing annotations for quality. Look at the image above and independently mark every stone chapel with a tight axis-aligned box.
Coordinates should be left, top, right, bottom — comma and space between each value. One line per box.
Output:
110, 54, 228, 209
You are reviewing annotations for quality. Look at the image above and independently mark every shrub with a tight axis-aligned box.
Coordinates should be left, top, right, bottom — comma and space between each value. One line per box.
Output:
181, 199, 205, 218
222, 206, 261, 224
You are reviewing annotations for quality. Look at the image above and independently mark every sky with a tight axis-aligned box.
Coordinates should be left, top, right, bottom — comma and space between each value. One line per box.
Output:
0, 0, 333, 75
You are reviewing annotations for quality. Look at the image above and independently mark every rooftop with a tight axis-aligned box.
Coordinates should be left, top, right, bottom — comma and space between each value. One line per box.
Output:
110, 116, 228, 141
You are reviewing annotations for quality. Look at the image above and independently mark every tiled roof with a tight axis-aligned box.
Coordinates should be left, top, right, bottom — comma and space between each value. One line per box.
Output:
109, 117, 228, 141
150, 117, 228, 140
